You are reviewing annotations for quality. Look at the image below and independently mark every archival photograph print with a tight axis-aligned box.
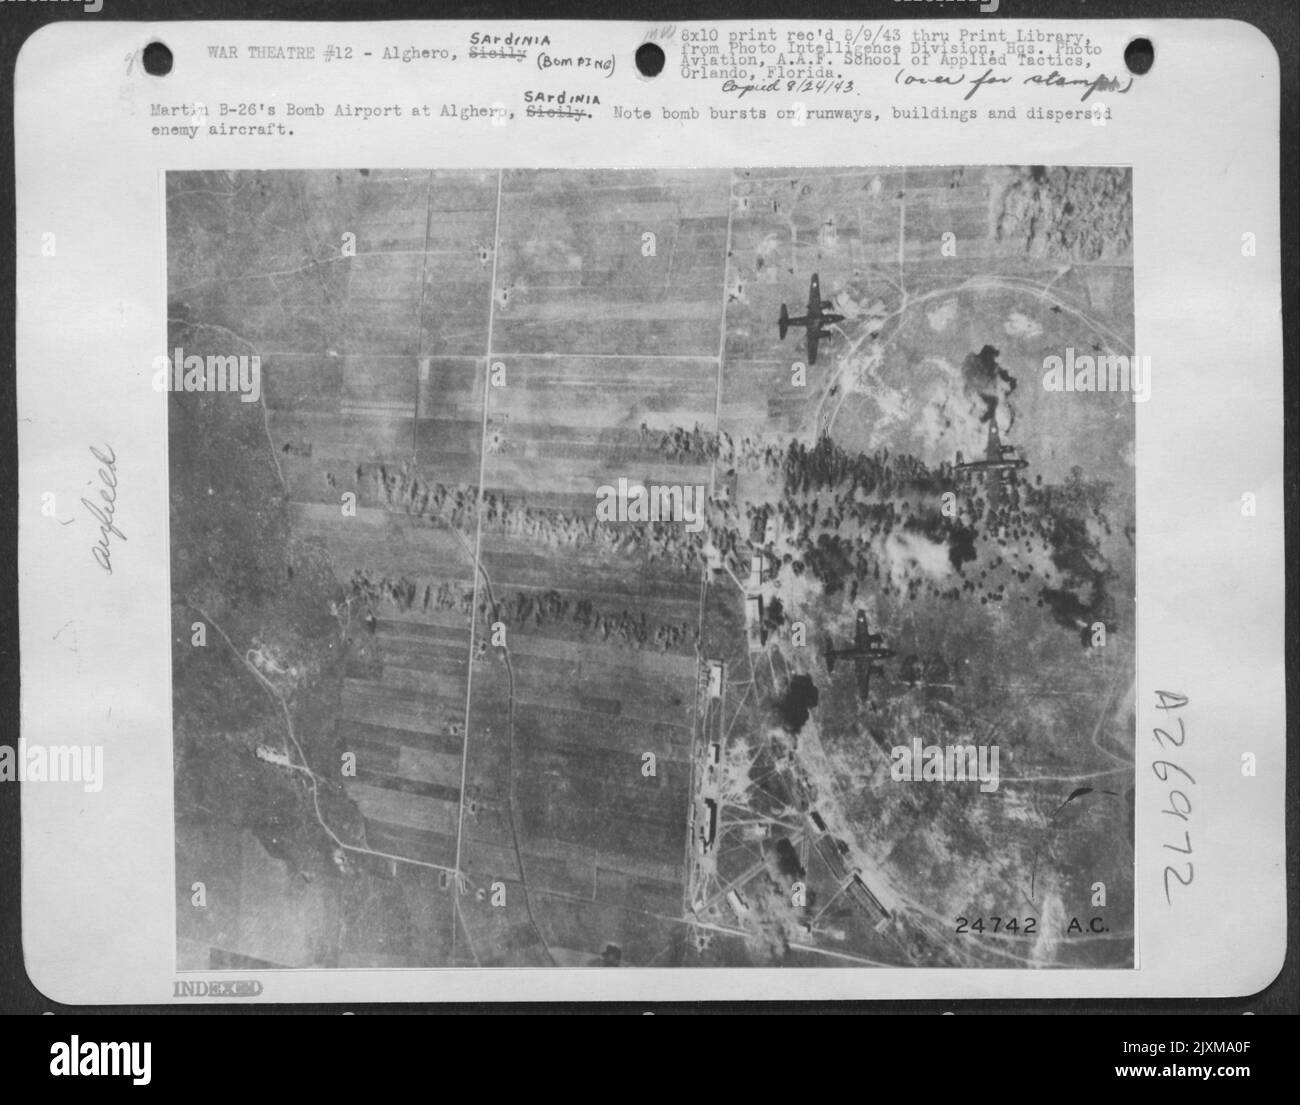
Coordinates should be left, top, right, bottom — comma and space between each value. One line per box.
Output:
167, 165, 1136, 970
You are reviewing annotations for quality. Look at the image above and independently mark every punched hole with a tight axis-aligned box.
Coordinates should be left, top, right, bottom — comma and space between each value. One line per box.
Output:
143, 41, 174, 77
1123, 38, 1154, 76
635, 42, 665, 78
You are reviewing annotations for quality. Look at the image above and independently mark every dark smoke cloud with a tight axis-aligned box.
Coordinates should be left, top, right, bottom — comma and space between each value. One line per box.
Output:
961, 344, 1018, 427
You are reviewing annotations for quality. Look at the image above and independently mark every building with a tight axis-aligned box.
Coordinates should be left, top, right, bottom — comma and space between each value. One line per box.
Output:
697, 798, 718, 855
745, 594, 764, 651
727, 888, 751, 917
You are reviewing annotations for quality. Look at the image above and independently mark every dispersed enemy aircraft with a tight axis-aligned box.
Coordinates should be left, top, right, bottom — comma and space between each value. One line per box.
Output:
824, 611, 895, 703
778, 273, 844, 365
955, 421, 1029, 478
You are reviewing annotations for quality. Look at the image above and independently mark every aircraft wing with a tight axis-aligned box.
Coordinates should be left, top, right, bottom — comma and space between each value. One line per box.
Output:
805, 326, 820, 365
807, 273, 821, 314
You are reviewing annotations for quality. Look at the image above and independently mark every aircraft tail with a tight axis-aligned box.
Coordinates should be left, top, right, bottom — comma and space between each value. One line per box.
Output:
778, 304, 789, 340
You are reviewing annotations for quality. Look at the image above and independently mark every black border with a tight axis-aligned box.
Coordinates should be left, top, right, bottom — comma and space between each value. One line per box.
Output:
1, 0, 1294, 1018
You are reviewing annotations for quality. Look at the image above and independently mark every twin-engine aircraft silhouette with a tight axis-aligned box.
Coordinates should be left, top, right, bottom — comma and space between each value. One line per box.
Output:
955, 421, 1029, 478
779, 273, 844, 365
823, 611, 894, 703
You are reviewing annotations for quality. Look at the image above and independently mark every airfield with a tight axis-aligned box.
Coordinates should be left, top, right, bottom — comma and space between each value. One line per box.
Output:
169, 165, 1135, 969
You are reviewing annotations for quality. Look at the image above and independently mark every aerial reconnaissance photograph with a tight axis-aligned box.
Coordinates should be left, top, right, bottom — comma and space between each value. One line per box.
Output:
167, 165, 1135, 970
